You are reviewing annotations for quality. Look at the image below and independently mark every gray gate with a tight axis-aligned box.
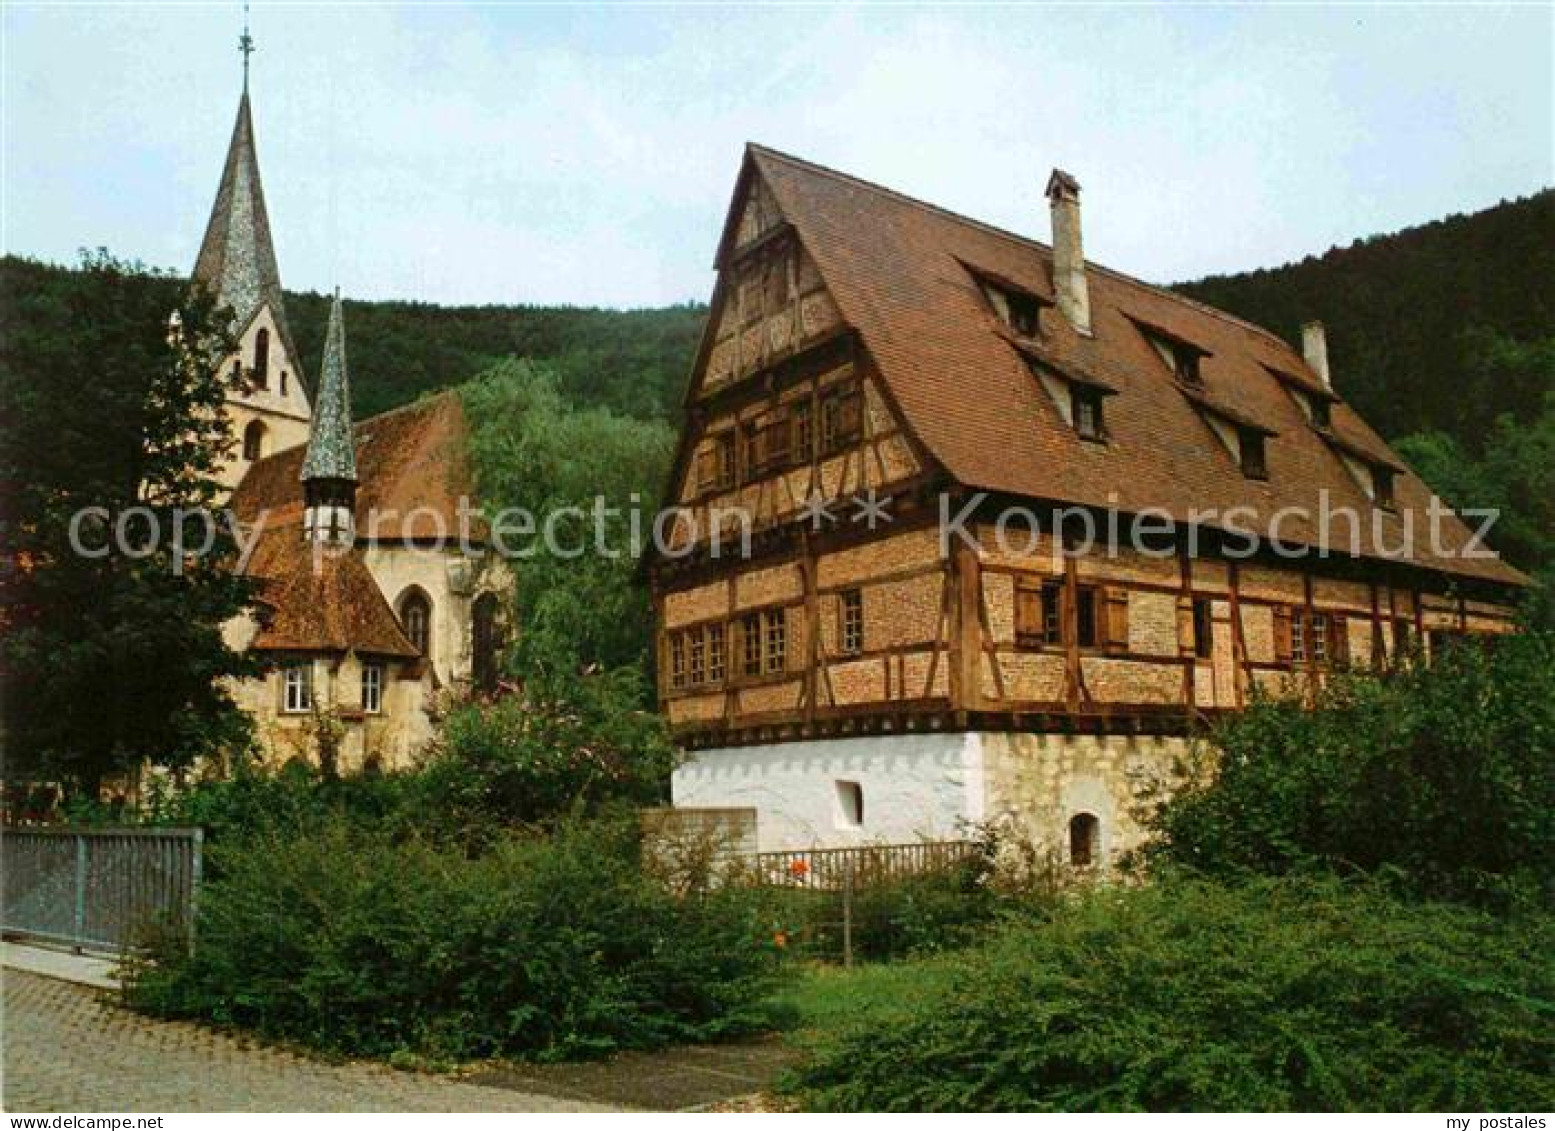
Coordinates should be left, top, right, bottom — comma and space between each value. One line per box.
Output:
1, 827, 202, 953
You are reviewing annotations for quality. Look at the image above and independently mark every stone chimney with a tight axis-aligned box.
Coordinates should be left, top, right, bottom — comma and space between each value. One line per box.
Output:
1301, 320, 1332, 389
1045, 168, 1091, 336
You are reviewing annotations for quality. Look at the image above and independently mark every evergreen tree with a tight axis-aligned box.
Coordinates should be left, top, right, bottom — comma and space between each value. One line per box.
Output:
0, 251, 257, 798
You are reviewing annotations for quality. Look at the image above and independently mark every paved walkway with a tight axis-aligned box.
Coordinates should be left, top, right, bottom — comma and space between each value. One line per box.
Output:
2, 970, 618, 1112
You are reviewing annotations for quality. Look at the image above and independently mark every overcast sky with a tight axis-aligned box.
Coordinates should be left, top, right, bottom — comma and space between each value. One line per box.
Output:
4, 3, 1551, 308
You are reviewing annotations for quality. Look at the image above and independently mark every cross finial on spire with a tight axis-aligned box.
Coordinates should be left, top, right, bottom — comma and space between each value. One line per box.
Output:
239, 1, 255, 91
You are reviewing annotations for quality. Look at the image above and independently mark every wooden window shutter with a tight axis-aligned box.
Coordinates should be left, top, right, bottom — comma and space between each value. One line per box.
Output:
1176, 596, 1195, 657
1273, 605, 1294, 665
1331, 613, 1350, 667
1014, 582, 1042, 642
839, 387, 863, 441
696, 446, 716, 494
763, 411, 790, 469
1103, 587, 1130, 654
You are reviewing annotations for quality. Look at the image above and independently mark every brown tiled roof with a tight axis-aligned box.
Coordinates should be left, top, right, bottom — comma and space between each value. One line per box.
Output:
232, 391, 482, 542
241, 520, 419, 657
745, 145, 1526, 587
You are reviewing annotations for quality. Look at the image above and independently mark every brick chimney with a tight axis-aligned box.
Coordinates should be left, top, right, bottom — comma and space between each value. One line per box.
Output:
1046, 168, 1091, 336
1301, 320, 1332, 389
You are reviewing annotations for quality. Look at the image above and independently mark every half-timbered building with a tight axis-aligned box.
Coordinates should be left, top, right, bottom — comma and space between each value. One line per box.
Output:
649, 146, 1526, 860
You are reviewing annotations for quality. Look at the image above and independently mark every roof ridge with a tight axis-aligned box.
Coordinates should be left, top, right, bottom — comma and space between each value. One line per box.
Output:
746, 142, 1306, 361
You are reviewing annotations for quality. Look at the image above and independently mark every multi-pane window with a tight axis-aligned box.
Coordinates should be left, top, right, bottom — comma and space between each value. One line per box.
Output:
282, 663, 312, 714
1310, 612, 1330, 665
1071, 386, 1104, 441
400, 591, 431, 658
1192, 598, 1214, 659
1290, 610, 1307, 665
668, 609, 792, 691
707, 623, 726, 685
820, 384, 863, 454
669, 633, 688, 690
764, 609, 787, 674
689, 629, 707, 686
361, 663, 383, 714
741, 613, 763, 677
839, 589, 864, 655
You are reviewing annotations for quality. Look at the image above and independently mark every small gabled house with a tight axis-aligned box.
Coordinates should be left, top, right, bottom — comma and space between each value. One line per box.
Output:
648, 145, 1526, 860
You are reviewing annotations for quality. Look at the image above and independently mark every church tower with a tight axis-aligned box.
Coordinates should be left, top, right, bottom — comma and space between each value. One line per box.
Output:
301, 293, 357, 545
194, 23, 312, 489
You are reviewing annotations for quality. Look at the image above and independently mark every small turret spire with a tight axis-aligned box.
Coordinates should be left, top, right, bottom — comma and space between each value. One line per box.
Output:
301, 291, 357, 544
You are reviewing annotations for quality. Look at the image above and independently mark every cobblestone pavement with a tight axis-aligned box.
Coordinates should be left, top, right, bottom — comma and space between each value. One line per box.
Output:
2, 970, 618, 1112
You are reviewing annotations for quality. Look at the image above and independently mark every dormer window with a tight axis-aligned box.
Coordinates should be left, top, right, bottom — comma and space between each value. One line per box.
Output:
1131, 317, 1209, 387
1072, 386, 1105, 441
970, 266, 1050, 340
1027, 359, 1117, 443
1170, 345, 1201, 386
1373, 466, 1396, 510
1238, 428, 1268, 480
1006, 290, 1042, 338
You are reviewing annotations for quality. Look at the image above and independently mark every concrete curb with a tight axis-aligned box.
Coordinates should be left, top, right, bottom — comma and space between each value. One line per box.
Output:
2, 941, 120, 991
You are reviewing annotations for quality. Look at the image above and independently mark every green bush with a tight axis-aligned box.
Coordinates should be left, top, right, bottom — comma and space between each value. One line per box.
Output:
126, 818, 790, 1062
774, 857, 1001, 964
417, 676, 676, 846
1149, 632, 1555, 901
783, 876, 1555, 1111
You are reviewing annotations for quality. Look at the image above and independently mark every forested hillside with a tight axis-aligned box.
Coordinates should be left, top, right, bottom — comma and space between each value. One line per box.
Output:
1174, 190, 1553, 450
0, 256, 707, 422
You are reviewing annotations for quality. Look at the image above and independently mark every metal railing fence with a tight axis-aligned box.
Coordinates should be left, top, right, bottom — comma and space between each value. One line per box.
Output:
1, 826, 202, 953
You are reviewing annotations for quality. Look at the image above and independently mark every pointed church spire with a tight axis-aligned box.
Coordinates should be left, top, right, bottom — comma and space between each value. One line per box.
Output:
301, 293, 357, 544
192, 69, 298, 375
